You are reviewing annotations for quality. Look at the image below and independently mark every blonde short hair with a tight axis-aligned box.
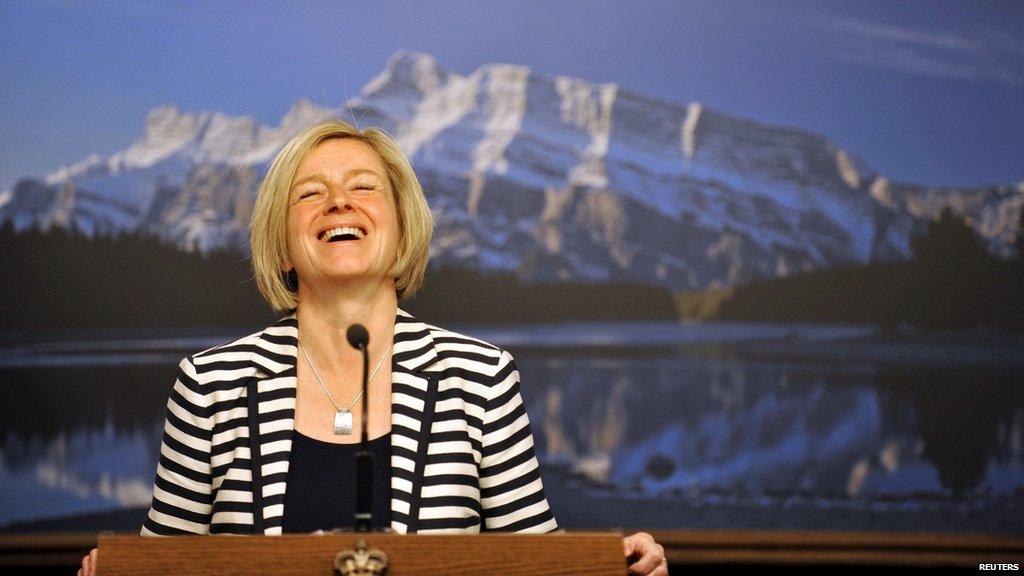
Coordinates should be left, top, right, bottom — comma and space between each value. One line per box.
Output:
250, 119, 434, 313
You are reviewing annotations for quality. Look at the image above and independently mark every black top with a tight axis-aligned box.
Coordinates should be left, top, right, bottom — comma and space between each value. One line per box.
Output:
282, 430, 392, 533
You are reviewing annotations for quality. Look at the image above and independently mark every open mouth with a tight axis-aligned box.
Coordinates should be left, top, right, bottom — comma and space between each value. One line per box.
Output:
319, 226, 367, 242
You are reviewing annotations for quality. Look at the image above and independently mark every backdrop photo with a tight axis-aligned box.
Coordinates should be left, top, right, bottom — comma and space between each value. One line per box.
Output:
1, 0, 1022, 549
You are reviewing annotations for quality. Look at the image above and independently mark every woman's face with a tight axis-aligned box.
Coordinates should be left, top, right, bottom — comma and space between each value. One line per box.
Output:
285, 138, 401, 295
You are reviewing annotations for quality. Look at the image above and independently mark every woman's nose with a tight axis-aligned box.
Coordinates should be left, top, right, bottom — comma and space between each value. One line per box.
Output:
324, 188, 355, 213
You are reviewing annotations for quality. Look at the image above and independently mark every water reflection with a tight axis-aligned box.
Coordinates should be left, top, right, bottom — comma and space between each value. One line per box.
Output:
881, 366, 1024, 494
0, 366, 169, 526
1, 422, 158, 526
520, 354, 1024, 502
1, 326, 1022, 532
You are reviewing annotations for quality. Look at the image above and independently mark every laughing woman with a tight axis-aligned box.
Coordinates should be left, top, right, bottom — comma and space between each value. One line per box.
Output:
79, 120, 667, 576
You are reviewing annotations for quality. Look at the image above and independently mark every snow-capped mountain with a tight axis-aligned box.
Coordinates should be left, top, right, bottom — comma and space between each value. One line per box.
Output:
2, 50, 1021, 290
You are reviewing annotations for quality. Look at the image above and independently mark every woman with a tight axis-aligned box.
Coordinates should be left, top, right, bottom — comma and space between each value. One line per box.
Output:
80, 120, 667, 575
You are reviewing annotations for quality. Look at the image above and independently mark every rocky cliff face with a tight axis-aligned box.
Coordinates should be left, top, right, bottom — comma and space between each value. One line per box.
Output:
2, 51, 1020, 289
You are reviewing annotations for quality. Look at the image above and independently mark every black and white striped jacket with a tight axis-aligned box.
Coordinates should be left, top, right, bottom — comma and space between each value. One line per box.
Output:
142, 309, 558, 535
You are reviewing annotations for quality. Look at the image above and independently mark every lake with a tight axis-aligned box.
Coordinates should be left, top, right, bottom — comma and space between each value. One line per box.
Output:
1, 322, 1022, 533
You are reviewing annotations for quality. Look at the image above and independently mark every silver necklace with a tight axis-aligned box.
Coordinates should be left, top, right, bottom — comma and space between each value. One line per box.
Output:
299, 341, 392, 435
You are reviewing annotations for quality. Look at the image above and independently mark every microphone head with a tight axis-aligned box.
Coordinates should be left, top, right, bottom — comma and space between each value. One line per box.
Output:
346, 324, 370, 349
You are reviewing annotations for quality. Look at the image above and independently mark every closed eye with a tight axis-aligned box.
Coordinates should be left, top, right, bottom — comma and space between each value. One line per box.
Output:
294, 190, 322, 202
352, 184, 377, 194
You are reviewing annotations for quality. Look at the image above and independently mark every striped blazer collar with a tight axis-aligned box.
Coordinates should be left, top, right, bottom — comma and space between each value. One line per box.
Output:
250, 307, 440, 377
247, 307, 440, 534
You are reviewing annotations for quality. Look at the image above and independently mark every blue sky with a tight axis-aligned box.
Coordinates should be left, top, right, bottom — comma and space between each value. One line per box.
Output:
1, 0, 1022, 191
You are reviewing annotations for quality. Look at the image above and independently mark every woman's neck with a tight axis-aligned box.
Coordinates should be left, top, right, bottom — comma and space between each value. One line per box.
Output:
295, 280, 398, 372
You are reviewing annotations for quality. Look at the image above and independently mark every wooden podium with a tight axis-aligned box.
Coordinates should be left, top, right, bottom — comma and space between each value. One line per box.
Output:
96, 532, 626, 575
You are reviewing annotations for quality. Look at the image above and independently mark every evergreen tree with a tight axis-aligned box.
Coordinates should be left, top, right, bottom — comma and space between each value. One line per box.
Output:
910, 207, 990, 269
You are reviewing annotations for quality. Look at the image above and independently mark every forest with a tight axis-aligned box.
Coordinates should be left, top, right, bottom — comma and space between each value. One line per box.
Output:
0, 223, 676, 329
678, 208, 1024, 330
2, 207, 1021, 331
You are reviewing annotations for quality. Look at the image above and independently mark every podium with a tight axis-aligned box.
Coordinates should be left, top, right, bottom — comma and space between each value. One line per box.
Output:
96, 532, 626, 575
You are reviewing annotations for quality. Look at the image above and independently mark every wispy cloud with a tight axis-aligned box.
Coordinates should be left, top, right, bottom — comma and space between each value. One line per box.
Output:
809, 16, 1024, 86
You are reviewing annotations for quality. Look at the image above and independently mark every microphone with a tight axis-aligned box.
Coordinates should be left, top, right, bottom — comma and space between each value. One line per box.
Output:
347, 323, 373, 533
346, 324, 369, 350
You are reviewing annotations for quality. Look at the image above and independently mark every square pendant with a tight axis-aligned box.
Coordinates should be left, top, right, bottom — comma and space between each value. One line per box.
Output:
334, 409, 353, 435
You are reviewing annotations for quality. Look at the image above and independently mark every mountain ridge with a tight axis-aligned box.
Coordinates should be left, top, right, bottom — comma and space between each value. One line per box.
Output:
2, 50, 1021, 290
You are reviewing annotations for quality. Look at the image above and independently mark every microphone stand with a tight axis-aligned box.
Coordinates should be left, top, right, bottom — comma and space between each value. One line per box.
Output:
347, 324, 373, 533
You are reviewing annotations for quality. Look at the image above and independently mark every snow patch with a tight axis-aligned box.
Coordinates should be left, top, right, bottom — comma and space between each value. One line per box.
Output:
471, 65, 530, 175
682, 102, 702, 166
835, 149, 861, 189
